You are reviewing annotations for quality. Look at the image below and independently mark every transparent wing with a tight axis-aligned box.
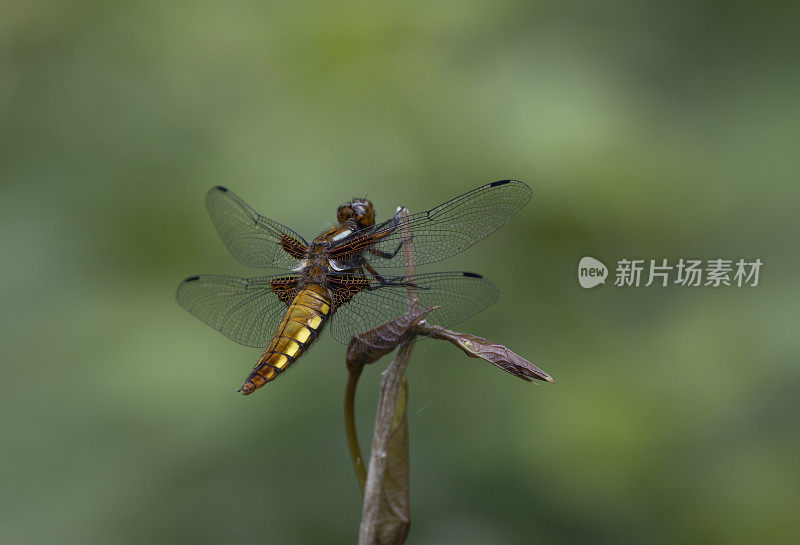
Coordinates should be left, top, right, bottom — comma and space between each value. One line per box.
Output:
176, 274, 297, 348
329, 180, 531, 269
205, 186, 309, 269
328, 271, 500, 345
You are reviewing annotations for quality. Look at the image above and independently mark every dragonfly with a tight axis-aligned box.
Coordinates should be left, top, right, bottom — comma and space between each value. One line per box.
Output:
176, 180, 532, 395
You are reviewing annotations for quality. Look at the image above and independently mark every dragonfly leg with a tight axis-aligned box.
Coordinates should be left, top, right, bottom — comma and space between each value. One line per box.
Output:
364, 262, 388, 285
365, 274, 421, 292
362, 261, 420, 291
368, 237, 405, 260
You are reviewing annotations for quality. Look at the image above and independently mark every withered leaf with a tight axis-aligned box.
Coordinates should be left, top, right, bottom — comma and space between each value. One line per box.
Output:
346, 307, 436, 373
426, 327, 554, 383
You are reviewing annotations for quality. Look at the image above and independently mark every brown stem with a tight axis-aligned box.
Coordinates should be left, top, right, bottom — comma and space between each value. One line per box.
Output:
358, 207, 416, 545
344, 366, 366, 494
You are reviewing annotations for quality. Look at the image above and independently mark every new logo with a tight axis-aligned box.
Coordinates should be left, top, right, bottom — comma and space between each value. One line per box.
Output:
578, 257, 608, 288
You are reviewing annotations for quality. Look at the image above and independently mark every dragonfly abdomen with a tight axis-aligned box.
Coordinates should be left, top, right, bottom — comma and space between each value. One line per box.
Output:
239, 284, 331, 395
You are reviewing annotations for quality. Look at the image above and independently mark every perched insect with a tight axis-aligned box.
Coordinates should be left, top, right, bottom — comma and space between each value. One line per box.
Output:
176, 181, 532, 395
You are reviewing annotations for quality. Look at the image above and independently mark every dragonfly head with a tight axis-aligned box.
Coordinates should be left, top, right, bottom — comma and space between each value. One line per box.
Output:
337, 198, 375, 229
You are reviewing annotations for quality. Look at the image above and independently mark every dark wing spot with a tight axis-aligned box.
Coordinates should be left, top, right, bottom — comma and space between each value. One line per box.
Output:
184, 275, 200, 282
462, 272, 483, 278
490, 180, 513, 187
213, 186, 229, 192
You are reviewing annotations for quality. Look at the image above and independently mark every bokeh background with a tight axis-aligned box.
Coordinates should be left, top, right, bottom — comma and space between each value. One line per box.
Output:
2, 1, 798, 544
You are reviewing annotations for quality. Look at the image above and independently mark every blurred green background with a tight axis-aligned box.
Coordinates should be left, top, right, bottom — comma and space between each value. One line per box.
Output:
2, 1, 798, 544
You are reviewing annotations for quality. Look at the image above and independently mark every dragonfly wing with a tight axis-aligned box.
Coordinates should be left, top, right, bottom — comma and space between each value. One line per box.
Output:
329, 180, 531, 269
176, 274, 299, 347
327, 271, 499, 345
205, 186, 309, 269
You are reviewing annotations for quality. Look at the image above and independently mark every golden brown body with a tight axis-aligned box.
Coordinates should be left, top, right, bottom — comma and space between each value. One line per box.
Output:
239, 284, 331, 394
239, 216, 374, 394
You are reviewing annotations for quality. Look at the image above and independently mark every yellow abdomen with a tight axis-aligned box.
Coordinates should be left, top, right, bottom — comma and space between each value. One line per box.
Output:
239, 284, 331, 395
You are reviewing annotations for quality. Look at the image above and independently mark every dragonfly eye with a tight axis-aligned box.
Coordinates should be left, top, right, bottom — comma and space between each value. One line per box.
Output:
337, 200, 375, 227
353, 202, 375, 227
